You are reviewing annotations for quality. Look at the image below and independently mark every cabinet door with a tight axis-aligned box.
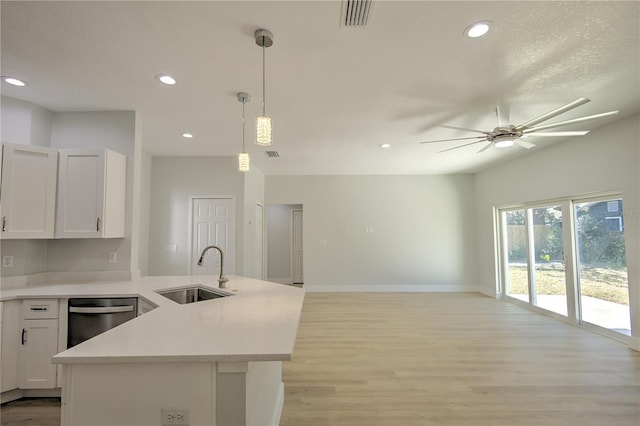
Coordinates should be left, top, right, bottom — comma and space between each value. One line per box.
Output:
1, 301, 21, 392
56, 149, 126, 238
0, 143, 57, 239
18, 318, 59, 389
56, 149, 106, 238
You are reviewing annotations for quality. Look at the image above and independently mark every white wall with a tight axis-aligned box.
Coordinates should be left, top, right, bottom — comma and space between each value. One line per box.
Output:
265, 175, 477, 291
47, 111, 136, 276
0, 96, 52, 147
138, 151, 152, 277
147, 156, 245, 276
267, 204, 302, 284
474, 114, 640, 346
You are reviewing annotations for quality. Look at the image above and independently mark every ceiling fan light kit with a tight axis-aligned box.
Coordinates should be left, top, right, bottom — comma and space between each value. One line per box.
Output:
420, 97, 618, 154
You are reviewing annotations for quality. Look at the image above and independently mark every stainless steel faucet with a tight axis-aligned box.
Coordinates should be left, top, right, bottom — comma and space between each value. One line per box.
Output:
197, 245, 229, 288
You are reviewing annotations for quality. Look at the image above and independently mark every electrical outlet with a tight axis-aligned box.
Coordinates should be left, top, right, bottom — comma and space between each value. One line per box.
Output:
108, 252, 117, 264
161, 408, 189, 425
2, 255, 14, 268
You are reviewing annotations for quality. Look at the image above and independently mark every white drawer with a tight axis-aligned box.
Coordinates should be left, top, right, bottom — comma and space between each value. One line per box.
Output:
21, 299, 59, 319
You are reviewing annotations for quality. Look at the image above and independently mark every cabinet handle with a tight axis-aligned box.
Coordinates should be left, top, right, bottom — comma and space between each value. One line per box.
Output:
97, 217, 101, 232
2, 216, 6, 232
21, 328, 27, 345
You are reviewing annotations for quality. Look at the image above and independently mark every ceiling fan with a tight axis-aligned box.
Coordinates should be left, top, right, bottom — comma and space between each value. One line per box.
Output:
419, 98, 618, 153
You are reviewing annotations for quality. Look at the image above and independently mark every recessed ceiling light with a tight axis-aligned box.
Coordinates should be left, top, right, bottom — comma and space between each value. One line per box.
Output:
182, 133, 193, 139
2, 76, 26, 87
380, 143, 391, 149
464, 21, 491, 38
156, 74, 177, 85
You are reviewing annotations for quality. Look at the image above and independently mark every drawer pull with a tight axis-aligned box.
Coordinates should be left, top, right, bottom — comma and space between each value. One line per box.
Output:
97, 217, 101, 232
2, 216, 6, 232
30, 307, 49, 311
21, 328, 27, 345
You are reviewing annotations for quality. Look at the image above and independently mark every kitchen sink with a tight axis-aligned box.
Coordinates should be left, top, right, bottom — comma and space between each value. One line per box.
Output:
155, 286, 232, 304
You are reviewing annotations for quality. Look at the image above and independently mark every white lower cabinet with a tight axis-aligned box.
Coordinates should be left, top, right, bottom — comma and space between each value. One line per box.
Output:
1, 300, 21, 392
17, 299, 59, 389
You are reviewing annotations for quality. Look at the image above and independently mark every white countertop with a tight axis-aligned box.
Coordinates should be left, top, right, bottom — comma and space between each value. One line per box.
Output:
1, 275, 305, 364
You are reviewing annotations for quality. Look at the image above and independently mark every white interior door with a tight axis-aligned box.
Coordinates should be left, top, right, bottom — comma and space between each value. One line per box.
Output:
255, 204, 264, 279
292, 209, 303, 284
191, 198, 235, 276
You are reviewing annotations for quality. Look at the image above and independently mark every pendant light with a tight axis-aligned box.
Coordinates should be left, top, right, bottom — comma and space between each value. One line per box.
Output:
237, 92, 251, 172
255, 29, 274, 146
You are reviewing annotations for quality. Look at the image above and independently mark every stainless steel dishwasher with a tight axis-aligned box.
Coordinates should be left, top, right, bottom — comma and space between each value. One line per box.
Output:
67, 297, 137, 348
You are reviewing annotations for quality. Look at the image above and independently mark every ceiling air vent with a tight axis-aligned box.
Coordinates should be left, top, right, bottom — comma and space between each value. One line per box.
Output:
341, 0, 374, 27
266, 151, 280, 158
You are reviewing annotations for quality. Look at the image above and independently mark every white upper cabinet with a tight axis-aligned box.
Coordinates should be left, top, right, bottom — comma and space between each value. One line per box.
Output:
0, 143, 58, 239
56, 148, 126, 238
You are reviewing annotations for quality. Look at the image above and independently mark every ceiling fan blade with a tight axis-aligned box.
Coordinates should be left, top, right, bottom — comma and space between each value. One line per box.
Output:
522, 131, 590, 137
477, 141, 494, 153
436, 139, 488, 153
522, 110, 618, 133
515, 98, 591, 130
516, 139, 536, 149
440, 125, 490, 135
496, 104, 510, 129
419, 135, 487, 144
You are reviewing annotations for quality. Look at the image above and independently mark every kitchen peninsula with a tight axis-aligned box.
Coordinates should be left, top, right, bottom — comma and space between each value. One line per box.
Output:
3, 275, 305, 426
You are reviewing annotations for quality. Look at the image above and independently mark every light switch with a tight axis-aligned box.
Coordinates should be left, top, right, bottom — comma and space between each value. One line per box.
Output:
165, 244, 177, 252
2, 255, 14, 268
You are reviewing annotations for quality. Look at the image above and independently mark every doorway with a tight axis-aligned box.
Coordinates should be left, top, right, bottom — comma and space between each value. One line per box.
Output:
190, 197, 236, 276
266, 204, 303, 285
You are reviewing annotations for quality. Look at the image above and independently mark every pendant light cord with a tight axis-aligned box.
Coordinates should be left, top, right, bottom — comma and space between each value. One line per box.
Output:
242, 99, 246, 151
262, 37, 266, 115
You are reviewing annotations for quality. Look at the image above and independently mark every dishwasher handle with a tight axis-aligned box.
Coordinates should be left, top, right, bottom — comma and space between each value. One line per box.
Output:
69, 305, 134, 314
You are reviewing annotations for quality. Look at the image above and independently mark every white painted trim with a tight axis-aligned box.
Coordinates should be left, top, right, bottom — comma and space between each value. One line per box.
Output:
477, 286, 501, 299
304, 284, 483, 293
630, 336, 640, 352
271, 381, 285, 426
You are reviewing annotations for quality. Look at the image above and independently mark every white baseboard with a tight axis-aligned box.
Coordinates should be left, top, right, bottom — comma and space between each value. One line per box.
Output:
304, 284, 483, 293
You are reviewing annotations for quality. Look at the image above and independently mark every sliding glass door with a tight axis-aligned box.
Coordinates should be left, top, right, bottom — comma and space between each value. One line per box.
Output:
575, 197, 630, 335
499, 195, 630, 337
530, 205, 567, 316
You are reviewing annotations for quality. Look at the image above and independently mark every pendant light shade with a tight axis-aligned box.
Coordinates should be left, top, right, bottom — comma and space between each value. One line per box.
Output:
238, 151, 250, 171
256, 116, 272, 146
255, 29, 274, 146
237, 92, 251, 172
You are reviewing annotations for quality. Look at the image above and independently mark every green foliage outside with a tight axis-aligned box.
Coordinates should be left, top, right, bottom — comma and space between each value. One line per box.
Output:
507, 264, 629, 305
504, 203, 628, 306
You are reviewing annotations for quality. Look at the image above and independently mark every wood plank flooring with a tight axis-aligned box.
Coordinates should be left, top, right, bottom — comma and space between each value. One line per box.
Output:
0, 397, 60, 426
279, 293, 640, 426
1, 293, 638, 425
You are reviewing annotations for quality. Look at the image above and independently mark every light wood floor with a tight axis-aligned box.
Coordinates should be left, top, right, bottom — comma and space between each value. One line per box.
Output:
279, 293, 640, 426
1, 293, 638, 426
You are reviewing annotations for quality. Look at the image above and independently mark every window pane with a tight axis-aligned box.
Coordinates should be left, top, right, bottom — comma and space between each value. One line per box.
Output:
503, 209, 528, 302
531, 206, 567, 316
575, 199, 630, 334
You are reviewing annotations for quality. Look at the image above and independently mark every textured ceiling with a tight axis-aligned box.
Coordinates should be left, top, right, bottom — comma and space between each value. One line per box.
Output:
1, 1, 639, 175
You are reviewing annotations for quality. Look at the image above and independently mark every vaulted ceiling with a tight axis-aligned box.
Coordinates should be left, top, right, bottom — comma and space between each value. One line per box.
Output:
2, 1, 638, 174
